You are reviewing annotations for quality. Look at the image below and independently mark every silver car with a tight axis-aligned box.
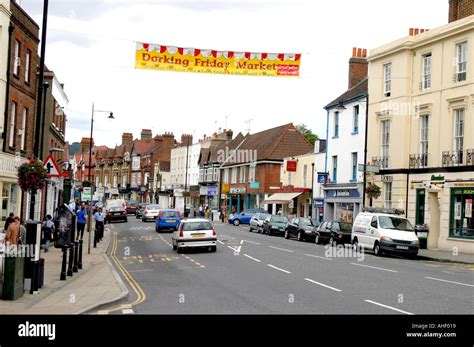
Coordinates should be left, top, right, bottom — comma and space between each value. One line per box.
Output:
172, 219, 217, 253
142, 204, 161, 222
249, 213, 268, 233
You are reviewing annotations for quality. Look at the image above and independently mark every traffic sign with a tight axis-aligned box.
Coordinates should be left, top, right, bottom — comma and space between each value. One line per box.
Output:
358, 164, 380, 174
43, 155, 62, 177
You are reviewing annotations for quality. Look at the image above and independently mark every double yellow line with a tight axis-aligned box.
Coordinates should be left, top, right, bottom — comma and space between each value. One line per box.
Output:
100, 228, 147, 314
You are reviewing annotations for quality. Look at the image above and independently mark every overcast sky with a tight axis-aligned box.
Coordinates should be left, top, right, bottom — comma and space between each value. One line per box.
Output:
19, 0, 448, 148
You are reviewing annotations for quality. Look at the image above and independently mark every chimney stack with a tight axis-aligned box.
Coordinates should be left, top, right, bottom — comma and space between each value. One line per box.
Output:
181, 134, 193, 146
80, 137, 93, 153
409, 28, 430, 36
122, 132, 133, 145
449, 0, 474, 23
225, 129, 234, 141
140, 129, 152, 142
348, 47, 368, 89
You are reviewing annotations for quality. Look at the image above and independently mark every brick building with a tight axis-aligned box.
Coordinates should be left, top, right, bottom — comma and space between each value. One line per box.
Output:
449, 0, 474, 22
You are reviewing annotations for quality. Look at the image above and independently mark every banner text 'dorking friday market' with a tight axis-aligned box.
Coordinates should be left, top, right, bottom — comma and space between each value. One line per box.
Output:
135, 42, 301, 77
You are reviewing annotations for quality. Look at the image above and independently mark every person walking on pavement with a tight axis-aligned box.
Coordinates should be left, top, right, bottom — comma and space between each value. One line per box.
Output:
19, 219, 27, 245
93, 207, 106, 242
4, 212, 15, 232
76, 204, 87, 240
42, 215, 55, 253
5, 216, 20, 245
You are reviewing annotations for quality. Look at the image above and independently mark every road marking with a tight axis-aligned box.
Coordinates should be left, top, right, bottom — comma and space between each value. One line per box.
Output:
350, 263, 398, 273
364, 300, 414, 315
305, 253, 333, 261
304, 278, 341, 292
228, 246, 241, 253
242, 240, 260, 245
268, 246, 293, 253
128, 269, 154, 273
217, 240, 225, 245
243, 254, 261, 263
122, 309, 134, 315
425, 277, 474, 288
267, 264, 291, 274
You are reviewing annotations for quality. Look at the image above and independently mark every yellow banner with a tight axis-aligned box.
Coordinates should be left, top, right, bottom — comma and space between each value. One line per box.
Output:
135, 42, 301, 77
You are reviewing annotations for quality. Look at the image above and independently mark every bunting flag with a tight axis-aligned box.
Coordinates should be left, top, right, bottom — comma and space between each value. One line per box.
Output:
135, 41, 301, 77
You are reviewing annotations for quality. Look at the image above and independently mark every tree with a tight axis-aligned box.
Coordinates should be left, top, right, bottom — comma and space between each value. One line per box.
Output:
296, 124, 319, 145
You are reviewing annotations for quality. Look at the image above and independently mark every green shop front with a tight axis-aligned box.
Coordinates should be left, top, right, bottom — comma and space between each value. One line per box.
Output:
450, 187, 474, 240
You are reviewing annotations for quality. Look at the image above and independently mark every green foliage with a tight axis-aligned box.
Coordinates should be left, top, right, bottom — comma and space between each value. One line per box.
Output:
366, 182, 382, 200
296, 124, 319, 145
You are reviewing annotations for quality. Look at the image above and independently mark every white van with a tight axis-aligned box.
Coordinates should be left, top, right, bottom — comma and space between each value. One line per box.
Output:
351, 212, 419, 258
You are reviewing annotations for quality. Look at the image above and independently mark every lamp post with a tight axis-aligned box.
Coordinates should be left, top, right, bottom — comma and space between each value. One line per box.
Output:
87, 103, 114, 255
183, 141, 190, 217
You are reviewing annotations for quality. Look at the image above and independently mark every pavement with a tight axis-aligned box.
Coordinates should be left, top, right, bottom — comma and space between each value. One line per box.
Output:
95, 219, 474, 315
0, 224, 128, 314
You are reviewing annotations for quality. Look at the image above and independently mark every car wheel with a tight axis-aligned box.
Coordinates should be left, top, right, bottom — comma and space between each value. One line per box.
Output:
249, 227, 253, 233
268, 229, 272, 236
156, 227, 160, 233
124, 218, 128, 223
374, 242, 382, 256
315, 234, 321, 245
210, 246, 217, 253
284, 230, 289, 239
297, 231, 303, 242
233, 219, 240, 226
172, 243, 177, 251
176, 247, 182, 254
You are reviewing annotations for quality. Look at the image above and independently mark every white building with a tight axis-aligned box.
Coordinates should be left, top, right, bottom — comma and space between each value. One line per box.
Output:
312, 140, 327, 222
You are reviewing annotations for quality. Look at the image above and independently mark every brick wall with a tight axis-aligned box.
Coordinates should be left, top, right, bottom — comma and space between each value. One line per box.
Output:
348, 48, 368, 89
449, 0, 474, 22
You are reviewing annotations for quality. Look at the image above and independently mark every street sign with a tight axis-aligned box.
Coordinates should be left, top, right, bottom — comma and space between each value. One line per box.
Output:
317, 173, 329, 184
43, 154, 62, 177
82, 187, 92, 201
358, 164, 380, 174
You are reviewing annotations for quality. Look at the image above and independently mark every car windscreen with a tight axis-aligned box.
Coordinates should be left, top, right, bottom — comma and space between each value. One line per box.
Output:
183, 222, 212, 231
378, 216, 414, 232
258, 214, 268, 220
127, 202, 138, 206
162, 211, 179, 218
147, 205, 160, 210
310, 219, 320, 227
338, 222, 353, 232
271, 216, 288, 223
299, 218, 313, 226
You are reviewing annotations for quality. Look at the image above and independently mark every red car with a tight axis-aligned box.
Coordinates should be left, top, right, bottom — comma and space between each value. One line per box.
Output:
126, 201, 139, 215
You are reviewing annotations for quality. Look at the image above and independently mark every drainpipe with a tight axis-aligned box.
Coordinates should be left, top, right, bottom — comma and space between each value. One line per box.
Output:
324, 109, 329, 173
2, 25, 14, 153
362, 94, 369, 208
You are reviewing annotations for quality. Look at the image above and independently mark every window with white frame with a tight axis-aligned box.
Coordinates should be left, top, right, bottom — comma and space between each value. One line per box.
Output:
332, 156, 338, 183
20, 107, 27, 151
303, 164, 308, 187
383, 63, 392, 97
25, 49, 31, 83
132, 156, 140, 170
9, 102, 16, 148
384, 182, 392, 209
231, 167, 237, 184
454, 109, 464, 164
456, 42, 467, 82
223, 169, 229, 184
104, 175, 109, 187
334, 111, 339, 137
353, 105, 359, 133
239, 166, 246, 183
13, 40, 20, 76
113, 175, 118, 188
351, 152, 358, 181
422, 53, 432, 89
381, 120, 390, 168
213, 168, 219, 182
248, 164, 256, 183
122, 175, 127, 187
96, 176, 100, 187
420, 115, 429, 166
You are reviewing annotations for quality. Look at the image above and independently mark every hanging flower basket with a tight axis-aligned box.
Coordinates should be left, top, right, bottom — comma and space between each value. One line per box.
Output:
18, 159, 47, 193
366, 182, 382, 200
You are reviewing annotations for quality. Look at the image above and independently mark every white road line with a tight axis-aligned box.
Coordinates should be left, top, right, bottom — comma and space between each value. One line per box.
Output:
243, 254, 261, 263
242, 240, 260, 245
304, 278, 341, 292
350, 263, 398, 273
267, 264, 291, 274
305, 253, 333, 261
425, 277, 474, 288
268, 246, 293, 253
364, 300, 414, 315
128, 269, 154, 273
217, 240, 225, 245
228, 246, 241, 253
122, 309, 135, 315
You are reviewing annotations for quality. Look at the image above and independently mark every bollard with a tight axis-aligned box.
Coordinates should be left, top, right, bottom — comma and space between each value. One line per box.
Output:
93, 225, 97, 248
60, 247, 68, 280
67, 244, 74, 277
73, 241, 79, 273
78, 240, 83, 270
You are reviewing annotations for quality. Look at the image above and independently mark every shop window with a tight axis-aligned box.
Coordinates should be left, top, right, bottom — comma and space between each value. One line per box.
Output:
450, 188, 474, 239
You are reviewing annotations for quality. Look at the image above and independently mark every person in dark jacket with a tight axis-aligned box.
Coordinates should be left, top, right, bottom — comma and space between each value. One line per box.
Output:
4, 212, 15, 232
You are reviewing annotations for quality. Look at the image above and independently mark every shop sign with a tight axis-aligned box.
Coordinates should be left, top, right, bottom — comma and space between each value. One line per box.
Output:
82, 187, 92, 201
326, 189, 360, 198
208, 186, 217, 196
286, 161, 297, 172
313, 198, 324, 207
381, 175, 393, 183
466, 199, 473, 218
317, 173, 329, 184
200, 186, 208, 195
230, 187, 246, 194
431, 175, 445, 184
250, 182, 260, 189
222, 184, 230, 193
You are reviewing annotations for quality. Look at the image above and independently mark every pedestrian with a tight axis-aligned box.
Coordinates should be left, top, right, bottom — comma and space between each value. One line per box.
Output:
42, 215, 55, 253
93, 207, 106, 242
4, 212, 15, 232
76, 204, 88, 240
19, 219, 27, 245
199, 205, 203, 217
5, 216, 20, 245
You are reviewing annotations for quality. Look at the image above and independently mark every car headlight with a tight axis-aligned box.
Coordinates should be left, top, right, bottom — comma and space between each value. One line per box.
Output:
380, 236, 393, 242
412, 239, 420, 245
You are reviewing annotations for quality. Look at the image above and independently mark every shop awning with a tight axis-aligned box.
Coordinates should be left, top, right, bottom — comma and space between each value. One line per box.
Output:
263, 192, 303, 205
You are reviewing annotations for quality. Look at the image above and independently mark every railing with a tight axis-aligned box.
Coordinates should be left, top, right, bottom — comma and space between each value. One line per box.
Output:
442, 150, 464, 167
409, 153, 429, 169
467, 149, 474, 166
372, 156, 389, 169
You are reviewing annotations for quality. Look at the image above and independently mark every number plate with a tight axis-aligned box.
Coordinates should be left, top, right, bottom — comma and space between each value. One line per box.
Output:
166, 220, 176, 223
191, 234, 205, 239
396, 245, 409, 250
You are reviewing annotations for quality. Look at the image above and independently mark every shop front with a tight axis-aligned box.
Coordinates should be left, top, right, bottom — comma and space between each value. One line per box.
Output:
323, 184, 362, 223
0, 153, 24, 228
449, 187, 473, 240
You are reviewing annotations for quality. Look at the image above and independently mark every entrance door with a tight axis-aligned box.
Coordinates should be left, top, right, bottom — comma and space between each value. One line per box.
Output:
428, 192, 440, 249
416, 189, 426, 225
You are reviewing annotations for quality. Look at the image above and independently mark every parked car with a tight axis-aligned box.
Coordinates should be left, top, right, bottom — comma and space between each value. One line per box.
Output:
172, 219, 217, 253
351, 212, 419, 257
136, 203, 148, 219
317, 221, 352, 246
106, 206, 128, 223
284, 218, 320, 242
249, 213, 269, 233
126, 201, 139, 215
229, 208, 267, 226
156, 209, 181, 232
142, 204, 161, 222
262, 215, 289, 236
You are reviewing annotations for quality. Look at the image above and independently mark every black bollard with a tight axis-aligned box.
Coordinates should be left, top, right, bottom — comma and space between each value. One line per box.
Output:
93, 225, 97, 248
73, 241, 79, 273
78, 240, 83, 270
60, 247, 68, 280
67, 244, 74, 277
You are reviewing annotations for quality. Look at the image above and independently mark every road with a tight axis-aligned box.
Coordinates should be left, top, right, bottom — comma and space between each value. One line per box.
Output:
96, 218, 474, 315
